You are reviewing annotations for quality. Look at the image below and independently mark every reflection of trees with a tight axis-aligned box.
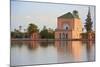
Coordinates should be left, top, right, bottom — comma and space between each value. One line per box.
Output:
86, 41, 95, 61
40, 41, 49, 48
11, 41, 23, 48
11, 41, 38, 50
39, 41, 55, 48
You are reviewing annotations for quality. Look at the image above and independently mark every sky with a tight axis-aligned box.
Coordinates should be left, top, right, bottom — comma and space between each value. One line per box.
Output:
11, 0, 95, 32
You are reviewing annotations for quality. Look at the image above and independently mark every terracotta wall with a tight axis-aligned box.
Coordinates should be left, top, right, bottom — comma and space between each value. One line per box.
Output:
57, 18, 74, 30
31, 32, 39, 40
55, 18, 82, 39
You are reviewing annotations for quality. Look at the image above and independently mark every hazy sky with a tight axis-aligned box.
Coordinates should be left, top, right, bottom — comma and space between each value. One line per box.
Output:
11, 0, 95, 32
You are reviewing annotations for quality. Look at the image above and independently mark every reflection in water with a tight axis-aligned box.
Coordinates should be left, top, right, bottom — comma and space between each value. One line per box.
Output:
71, 41, 82, 61
86, 41, 95, 61
11, 41, 38, 50
11, 40, 95, 66
27, 41, 38, 50
55, 41, 83, 62
55, 41, 95, 62
39, 41, 55, 48
11, 41, 23, 48
40, 41, 49, 48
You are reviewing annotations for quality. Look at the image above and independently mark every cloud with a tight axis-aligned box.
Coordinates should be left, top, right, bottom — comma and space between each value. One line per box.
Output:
25, 16, 33, 20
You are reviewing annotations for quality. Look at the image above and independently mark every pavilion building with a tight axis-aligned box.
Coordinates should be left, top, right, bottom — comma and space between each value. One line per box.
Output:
55, 11, 82, 40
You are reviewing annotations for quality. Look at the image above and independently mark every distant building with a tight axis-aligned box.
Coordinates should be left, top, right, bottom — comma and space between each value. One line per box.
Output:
31, 32, 40, 40
88, 32, 95, 40
55, 11, 82, 40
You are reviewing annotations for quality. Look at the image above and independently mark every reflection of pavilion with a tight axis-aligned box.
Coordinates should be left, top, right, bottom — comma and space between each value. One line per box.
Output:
71, 41, 82, 61
55, 41, 83, 61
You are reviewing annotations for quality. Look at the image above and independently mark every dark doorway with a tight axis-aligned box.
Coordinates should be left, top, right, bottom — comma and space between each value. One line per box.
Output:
66, 27, 68, 30
66, 34, 68, 39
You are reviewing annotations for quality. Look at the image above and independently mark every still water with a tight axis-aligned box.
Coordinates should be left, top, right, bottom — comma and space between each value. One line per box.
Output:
11, 41, 95, 66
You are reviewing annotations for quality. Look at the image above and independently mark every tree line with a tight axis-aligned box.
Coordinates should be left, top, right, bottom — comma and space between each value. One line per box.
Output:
11, 9, 94, 39
11, 23, 54, 39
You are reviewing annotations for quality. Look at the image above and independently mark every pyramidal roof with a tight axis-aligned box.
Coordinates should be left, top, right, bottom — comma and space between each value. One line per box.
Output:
58, 12, 80, 19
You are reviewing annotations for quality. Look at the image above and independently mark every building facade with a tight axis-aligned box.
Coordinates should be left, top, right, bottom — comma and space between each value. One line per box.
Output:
55, 11, 82, 40
31, 32, 40, 40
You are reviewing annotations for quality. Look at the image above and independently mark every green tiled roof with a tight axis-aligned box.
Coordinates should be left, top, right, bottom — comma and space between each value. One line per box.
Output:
58, 12, 80, 19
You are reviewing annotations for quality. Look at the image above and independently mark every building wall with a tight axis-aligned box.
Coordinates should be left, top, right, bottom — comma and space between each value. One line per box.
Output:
55, 31, 72, 39
57, 18, 74, 30
72, 19, 82, 39
55, 18, 82, 40
31, 32, 39, 40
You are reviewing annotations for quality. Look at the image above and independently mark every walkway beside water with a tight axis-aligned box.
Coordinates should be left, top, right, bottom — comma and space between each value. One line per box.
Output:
11, 38, 95, 41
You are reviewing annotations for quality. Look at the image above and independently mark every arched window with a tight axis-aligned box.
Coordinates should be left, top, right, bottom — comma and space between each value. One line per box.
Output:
66, 27, 68, 30
63, 24, 69, 30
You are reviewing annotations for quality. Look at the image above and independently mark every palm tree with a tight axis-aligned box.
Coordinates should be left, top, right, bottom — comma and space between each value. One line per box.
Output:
19, 25, 22, 32
27, 23, 39, 38
27, 23, 39, 34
